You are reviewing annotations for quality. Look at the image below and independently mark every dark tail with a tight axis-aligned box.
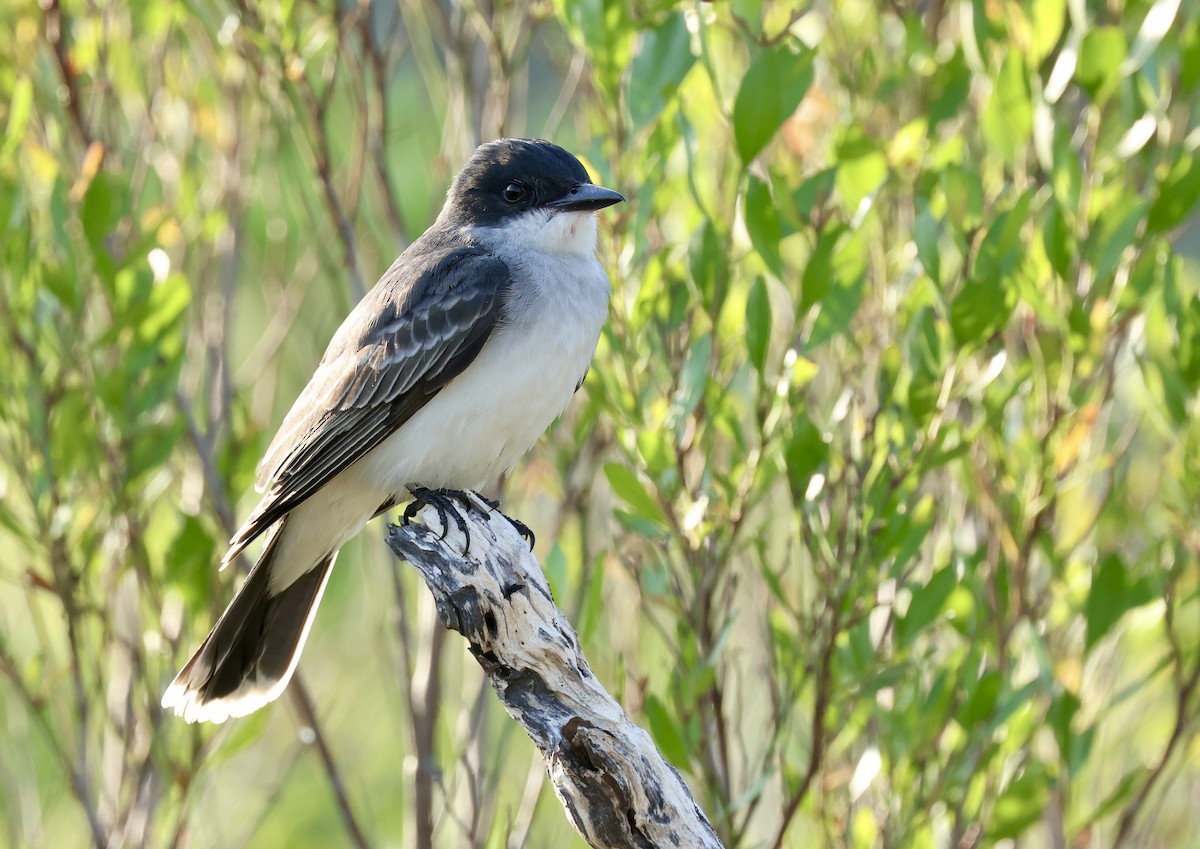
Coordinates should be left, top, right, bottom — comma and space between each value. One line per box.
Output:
162, 523, 335, 724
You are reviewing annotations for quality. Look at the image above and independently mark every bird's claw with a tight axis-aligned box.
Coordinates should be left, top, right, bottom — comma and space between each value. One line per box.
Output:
405, 486, 473, 551
403, 488, 536, 552
504, 515, 536, 550
471, 491, 535, 550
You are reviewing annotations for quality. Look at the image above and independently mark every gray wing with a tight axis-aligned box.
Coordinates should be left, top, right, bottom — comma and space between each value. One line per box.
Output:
227, 245, 509, 557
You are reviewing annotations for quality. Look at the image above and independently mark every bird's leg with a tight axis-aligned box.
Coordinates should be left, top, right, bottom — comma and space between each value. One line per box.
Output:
404, 486, 472, 550
471, 491, 536, 550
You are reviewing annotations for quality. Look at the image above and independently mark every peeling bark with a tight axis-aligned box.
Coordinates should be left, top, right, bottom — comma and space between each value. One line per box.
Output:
386, 498, 725, 849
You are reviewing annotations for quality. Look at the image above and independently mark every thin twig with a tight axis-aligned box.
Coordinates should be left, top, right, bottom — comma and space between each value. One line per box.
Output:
361, 15, 410, 246
43, 0, 95, 152
770, 600, 840, 849
1111, 630, 1200, 845
391, 551, 447, 849
541, 51, 586, 141
286, 684, 372, 849
0, 639, 106, 848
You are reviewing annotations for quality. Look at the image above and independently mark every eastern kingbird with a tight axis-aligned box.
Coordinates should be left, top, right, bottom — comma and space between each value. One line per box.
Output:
162, 138, 623, 724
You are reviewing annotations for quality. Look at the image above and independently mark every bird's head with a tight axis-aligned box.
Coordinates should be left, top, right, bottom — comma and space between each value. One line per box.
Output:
441, 138, 624, 256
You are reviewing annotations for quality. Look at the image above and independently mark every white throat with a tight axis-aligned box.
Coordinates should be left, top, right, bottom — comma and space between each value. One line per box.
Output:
472, 209, 599, 257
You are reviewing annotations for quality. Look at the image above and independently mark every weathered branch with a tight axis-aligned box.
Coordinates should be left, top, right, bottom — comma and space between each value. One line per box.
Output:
386, 499, 725, 849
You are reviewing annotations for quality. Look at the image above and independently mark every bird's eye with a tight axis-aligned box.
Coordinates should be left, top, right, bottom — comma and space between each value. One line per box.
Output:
503, 182, 526, 203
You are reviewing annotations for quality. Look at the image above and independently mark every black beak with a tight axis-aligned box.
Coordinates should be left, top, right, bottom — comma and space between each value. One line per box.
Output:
546, 183, 625, 213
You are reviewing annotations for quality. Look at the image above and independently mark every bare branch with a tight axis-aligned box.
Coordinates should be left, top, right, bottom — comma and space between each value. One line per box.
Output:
387, 501, 724, 849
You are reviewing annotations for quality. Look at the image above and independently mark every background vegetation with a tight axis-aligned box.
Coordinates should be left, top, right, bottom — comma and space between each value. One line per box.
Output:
1, 0, 1198, 846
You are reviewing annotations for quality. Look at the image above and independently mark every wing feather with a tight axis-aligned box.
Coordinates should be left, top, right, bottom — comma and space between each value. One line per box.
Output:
226, 245, 508, 558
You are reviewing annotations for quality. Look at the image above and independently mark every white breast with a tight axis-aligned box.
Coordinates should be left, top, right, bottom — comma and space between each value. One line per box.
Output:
358, 219, 610, 493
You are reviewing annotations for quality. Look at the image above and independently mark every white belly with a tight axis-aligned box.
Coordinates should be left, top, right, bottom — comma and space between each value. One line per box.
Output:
361, 315, 595, 491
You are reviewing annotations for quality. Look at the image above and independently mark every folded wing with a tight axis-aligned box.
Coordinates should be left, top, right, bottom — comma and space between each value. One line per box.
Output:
226, 246, 509, 561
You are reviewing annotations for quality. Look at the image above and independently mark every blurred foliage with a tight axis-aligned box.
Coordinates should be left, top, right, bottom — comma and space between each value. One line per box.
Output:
1, 0, 1199, 847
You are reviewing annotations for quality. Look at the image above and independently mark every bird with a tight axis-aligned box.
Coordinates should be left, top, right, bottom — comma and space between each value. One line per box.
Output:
162, 138, 624, 724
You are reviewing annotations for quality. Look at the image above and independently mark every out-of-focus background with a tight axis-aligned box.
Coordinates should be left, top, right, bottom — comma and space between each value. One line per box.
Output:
1, 1, 1198, 847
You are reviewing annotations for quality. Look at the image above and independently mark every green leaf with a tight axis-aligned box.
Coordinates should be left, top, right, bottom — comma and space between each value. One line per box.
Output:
644, 694, 690, 767
744, 175, 783, 276
981, 48, 1032, 163
950, 276, 1005, 347
792, 167, 837, 226
906, 307, 944, 424
785, 413, 828, 502
627, 13, 694, 129
1042, 202, 1073, 279
543, 542, 568, 601
733, 45, 814, 162
1051, 131, 1083, 211
1182, 15, 1200, 92
1176, 297, 1200, 389
138, 273, 192, 345
579, 552, 607, 642
688, 219, 729, 312
1147, 152, 1200, 234
800, 226, 840, 311
940, 165, 984, 232
731, 0, 764, 35
1, 76, 32, 163
42, 265, 83, 314
878, 496, 935, 575
928, 49, 970, 129
959, 668, 1001, 727
1085, 554, 1156, 652
974, 190, 1032, 263
896, 565, 957, 647
166, 516, 218, 607
639, 559, 671, 597
913, 200, 940, 283
1089, 197, 1145, 283
1076, 27, 1127, 100
746, 275, 771, 373
1030, 0, 1067, 64
1048, 688, 1091, 776
671, 333, 711, 437
555, 0, 633, 98
808, 230, 866, 347
992, 761, 1052, 839
82, 172, 118, 252
604, 462, 668, 527
834, 134, 887, 213
636, 426, 675, 480
950, 193, 1029, 346
127, 420, 184, 481
791, 354, 819, 389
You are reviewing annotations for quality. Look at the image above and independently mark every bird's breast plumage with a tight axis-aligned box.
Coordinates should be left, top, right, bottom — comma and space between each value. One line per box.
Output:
358, 244, 610, 493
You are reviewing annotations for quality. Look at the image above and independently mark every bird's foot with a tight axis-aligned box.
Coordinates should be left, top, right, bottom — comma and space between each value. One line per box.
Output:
471, 491, 535, 550
404, 487, 473, 551
403, 488, 536, 551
